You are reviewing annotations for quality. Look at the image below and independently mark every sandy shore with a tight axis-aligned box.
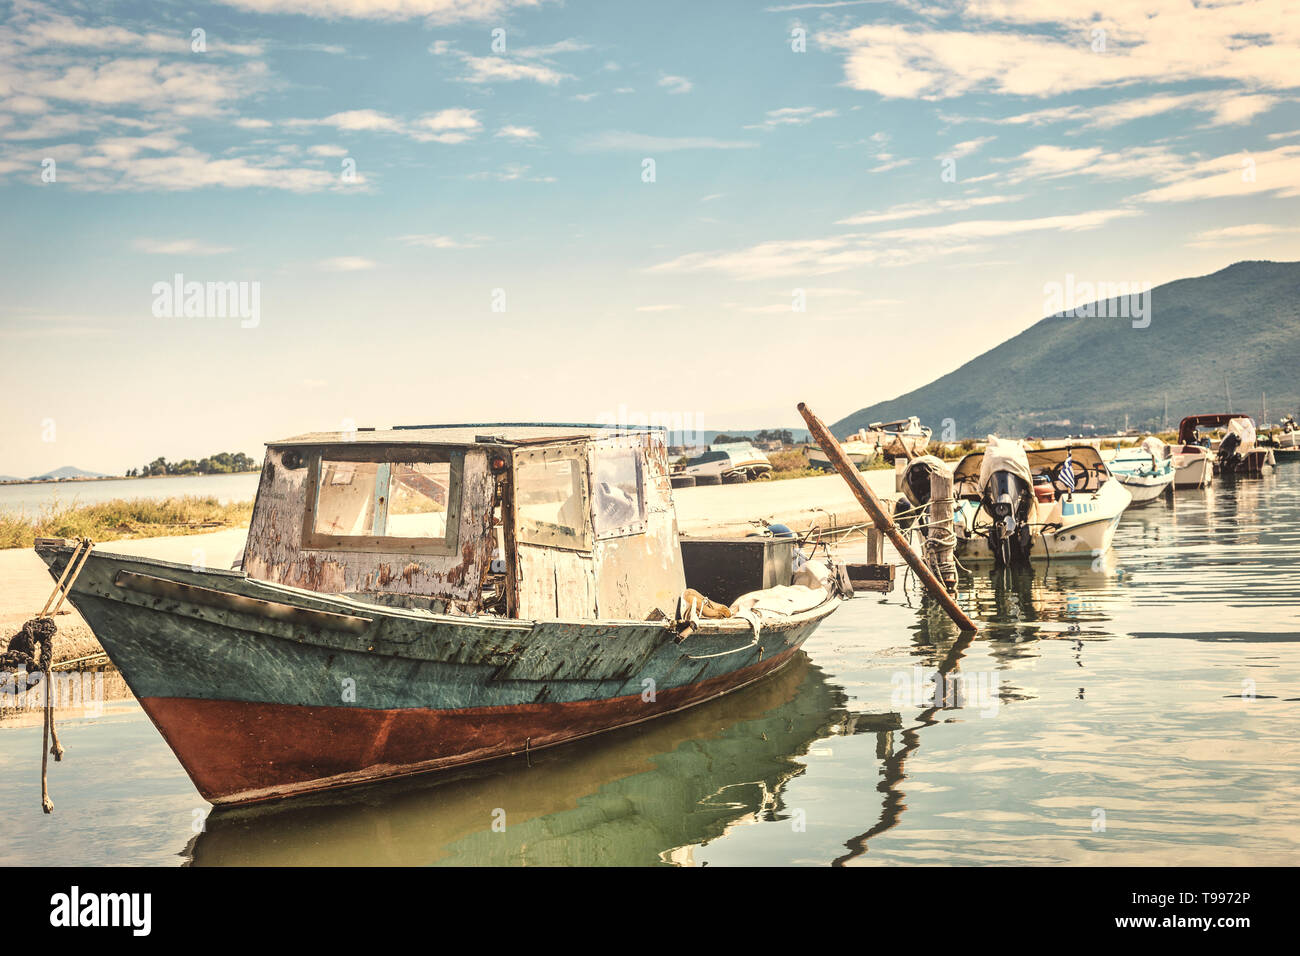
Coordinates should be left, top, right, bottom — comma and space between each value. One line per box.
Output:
0, 470, 898, 662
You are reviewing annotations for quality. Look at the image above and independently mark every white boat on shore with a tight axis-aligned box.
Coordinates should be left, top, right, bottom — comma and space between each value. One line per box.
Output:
951, 439, 1131, 565
806, 439, 878, 471
1108, 437, 1176, 503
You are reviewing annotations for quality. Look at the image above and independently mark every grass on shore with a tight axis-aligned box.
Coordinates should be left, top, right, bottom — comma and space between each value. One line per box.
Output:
0, 496, 254, 550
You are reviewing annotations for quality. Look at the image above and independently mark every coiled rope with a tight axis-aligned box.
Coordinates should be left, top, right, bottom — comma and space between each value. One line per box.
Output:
2, 537, 94, 812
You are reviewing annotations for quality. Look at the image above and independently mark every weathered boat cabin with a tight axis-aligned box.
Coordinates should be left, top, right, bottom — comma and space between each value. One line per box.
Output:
243, 424, 686, 621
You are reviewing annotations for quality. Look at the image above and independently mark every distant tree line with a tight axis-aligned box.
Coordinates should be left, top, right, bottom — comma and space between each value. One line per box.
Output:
126, 452, 258, 477
713, 429, 795, 445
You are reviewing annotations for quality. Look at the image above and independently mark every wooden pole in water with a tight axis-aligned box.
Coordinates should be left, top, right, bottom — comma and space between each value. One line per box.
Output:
927, 468, 957, 593
798, 403, 977, 632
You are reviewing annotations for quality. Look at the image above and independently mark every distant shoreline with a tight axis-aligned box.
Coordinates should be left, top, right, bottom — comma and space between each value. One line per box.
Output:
0, 470, 261, 488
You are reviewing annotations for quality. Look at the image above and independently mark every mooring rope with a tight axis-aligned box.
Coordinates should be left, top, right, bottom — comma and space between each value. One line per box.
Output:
1, 538, 94, 813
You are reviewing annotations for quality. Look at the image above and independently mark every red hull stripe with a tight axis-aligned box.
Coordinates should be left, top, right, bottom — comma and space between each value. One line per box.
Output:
139, 646, 799, 805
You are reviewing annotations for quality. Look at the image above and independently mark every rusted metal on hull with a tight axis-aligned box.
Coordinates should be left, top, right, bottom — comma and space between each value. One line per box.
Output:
140, 646, 802, 806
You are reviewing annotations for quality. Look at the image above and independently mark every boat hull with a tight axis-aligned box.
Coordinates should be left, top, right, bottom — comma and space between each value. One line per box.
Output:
1112, 471, 1174, 503
37, 545, 836, 805
954, 481, 1130, 561
1172, 448, 1213, 488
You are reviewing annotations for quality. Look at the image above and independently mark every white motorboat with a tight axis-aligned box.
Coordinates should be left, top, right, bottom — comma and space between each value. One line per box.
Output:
681, 441, 773, 483
849, 416, 932, 462
1170, 442, 1214, 489
1108, 437, 1176, 503
950, 438, 1132, 565
806, 438, 878, 471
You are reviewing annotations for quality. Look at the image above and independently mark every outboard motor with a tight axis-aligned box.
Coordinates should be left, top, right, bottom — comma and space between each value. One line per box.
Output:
977, 436, 1036, 568
898, 455, 951, 530
1217, 431, 1242, 472
981, 470, 1033, 567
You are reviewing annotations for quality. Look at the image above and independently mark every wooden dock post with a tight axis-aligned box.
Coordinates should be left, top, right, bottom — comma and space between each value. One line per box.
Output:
798, 402, 977, 632
927, 468, 957, 593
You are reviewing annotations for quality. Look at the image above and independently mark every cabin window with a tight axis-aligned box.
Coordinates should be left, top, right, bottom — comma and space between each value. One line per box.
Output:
304, 451, 461, 553
591, 447, 645, 538
514, 448, 590, 550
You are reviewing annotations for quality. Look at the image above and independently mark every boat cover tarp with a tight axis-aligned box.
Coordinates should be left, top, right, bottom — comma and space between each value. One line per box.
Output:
731, 584, 827, 618
1225, 416, 1256, 451
978, 436, 1033, 490
901, 455, 953, 506
1138, 436, 1169, 458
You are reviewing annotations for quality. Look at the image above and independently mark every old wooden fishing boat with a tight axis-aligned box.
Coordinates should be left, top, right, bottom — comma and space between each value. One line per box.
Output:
35, 424, 841, 805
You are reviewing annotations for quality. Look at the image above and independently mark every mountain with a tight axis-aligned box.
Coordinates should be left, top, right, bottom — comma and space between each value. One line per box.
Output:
831, 260, 1300, 439
27, 465, 111, 481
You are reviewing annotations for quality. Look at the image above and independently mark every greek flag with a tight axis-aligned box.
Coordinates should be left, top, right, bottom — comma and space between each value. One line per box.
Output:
1061, 452, 1076, 492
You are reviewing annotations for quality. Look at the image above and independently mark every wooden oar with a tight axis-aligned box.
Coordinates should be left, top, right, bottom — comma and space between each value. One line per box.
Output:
798, 402, 977, 633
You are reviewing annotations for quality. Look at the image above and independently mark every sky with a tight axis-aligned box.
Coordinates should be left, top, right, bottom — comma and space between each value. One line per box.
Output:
2, 0, 1299, 476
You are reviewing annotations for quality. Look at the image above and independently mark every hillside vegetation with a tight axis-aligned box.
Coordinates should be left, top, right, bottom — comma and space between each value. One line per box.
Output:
832, 261, 1300, 438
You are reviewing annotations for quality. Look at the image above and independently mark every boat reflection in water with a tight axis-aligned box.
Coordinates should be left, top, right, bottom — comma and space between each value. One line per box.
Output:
190, 557, 1129, 867
831, 560, 1110, 865
187, 653, 901, 866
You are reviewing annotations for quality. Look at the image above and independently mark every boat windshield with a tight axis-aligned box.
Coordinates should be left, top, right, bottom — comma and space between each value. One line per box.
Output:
314, 460, 451, 538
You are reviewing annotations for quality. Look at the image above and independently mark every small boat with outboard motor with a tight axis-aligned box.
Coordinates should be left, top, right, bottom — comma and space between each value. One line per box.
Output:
944, 437, 1132, 566
1108, 436, 1176, 504
1177, 414, 1275, 477
1261, 414, 1300, 464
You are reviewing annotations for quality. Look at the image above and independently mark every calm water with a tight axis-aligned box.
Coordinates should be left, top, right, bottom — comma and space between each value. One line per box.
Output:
2, 467, 1298, 866
0, 473, 261, 516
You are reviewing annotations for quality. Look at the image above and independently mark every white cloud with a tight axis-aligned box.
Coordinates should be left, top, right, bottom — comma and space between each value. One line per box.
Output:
467, 163, 554, 182
411, 108, 482, 142
837, 194, 1022, 225
820, 5, 1300, 100
1136, 145, 1300, 203
217, 0, 550, 22
132, 238, 235, 255
1188, 223, 1300, 247
287, 108, 481, 143
1007, 144, 1188, 183
959, 90, 1281, 131
577, 131, 757, 151
0, 135, 351, 192
460, 55, 570, 85
658, 75, 692, 95
496, 124, 539, 140
946, 136, 994, 159
319, 256, 377, 271
746, 106, 838, 130
647, 208, 1140, 279
395, 234, 481, 248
